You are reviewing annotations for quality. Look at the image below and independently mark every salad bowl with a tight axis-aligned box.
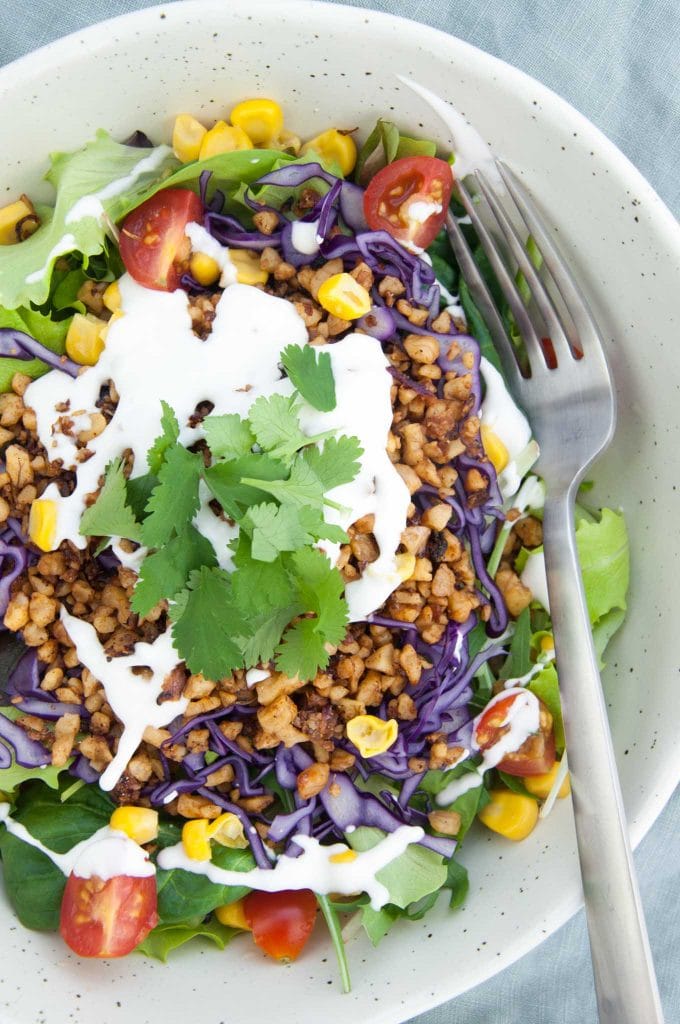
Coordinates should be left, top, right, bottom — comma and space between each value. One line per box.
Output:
0, 2, 679, 1023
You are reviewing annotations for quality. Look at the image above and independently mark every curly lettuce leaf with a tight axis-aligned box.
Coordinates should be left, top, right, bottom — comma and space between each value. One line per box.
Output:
0, 131, 178, 309
576, 507, 629, 625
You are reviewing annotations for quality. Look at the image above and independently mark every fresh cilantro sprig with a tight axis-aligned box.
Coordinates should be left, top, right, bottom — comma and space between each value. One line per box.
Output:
78, 351, 363, 681
280, 343, 336, 411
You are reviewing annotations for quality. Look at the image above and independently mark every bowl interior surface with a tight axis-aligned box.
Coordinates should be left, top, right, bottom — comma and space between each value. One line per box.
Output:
0, 3, 679, 1023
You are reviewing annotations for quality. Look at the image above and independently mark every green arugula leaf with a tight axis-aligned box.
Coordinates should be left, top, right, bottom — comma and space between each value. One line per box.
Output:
79, 458, 142, 543
204, 455, 288, 520
347, 827, 447, 909
136, 918, 240, 962
170, 566, 245, 679
360, 904, 401, 946
242, 457, 324, 509
203, 413, 255, 460
147, 401, 180, 475
301, 435, 363, 491
443, 857, 469, 910
131, 524, 217, 617
243, 502, 311, 562
280, 343, 336, 412
0, 759, 66, 795
316, 894, 352, 992
141, 444, 202, 548
499, 607, 531, 680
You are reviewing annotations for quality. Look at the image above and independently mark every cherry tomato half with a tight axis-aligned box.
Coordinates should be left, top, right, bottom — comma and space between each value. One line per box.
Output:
119, 188, 203, 291
363, 155, 454, 250
475, 691, 556, 777
59, 872, 158, 958
243, 889, 317, 962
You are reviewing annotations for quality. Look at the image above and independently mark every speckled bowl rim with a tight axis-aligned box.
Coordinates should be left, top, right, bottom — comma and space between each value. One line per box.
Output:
0, 3, 678, 1023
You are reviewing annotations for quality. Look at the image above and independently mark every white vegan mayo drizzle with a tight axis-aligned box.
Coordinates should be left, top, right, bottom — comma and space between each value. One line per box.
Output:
65, 145, 173, 226
60, 608, 188, 792
480, 357, 532, 498
435, 687, 541, 805
184, 222, 238, 287
157, 825, 423, 910
521, 550, 550, 611
245, 667, 271, 687
290, 219, 322, 256
0, 804, 154, 879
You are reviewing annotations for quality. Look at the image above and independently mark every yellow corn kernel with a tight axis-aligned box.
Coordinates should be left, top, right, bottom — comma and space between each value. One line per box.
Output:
230, 99, 284, 147
102, 280, 121, 313
28, 499, 57, 553
172, 113, 207, 164
346, 714, 398, 758
301, 129, 357, 176
329, 849, 358, 864
110, 806, 159, 845
182, 819, 212, 861
395, 552, 416, 582
277, 129, 302, 155
480, 424, 509, 474
229, 248, 269, 286
215, 899, 251, 930
207, 812, 248, 850
190, 252, 221, 286
317, 273, 371, 320
0, 197, 36, 245
540, 634, 555, 653
478, 790, 539, 841
524, 761, 571, 801
65, 313, 107, 366
199, 121, 253, 160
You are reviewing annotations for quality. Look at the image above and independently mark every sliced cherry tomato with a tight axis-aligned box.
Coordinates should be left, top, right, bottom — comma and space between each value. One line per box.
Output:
243, 889, 317, 962
363, 155, 453, 250
119, 188, 203, 291
59, 872, 158, 958
475, 691, 556, 777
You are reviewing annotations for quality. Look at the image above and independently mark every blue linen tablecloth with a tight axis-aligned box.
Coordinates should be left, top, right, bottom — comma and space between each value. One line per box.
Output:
0, 1, 678, 1021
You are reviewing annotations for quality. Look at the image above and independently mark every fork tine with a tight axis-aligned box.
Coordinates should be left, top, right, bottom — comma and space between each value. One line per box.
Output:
443, 211, 525, 394
474, 170, 575, 365
495, 161, 602, 357
455, 178, 549, 375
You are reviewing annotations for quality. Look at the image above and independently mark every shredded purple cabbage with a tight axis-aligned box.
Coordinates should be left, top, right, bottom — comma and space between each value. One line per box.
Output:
0, 328, 80, 378
0, 541, 29, 618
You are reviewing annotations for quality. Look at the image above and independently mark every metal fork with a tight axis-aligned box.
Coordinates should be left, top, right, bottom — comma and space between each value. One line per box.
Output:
445, 164, 664, 1024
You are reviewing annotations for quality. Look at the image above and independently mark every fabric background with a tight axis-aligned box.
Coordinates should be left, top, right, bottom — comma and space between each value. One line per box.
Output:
0, 1, 678, 1021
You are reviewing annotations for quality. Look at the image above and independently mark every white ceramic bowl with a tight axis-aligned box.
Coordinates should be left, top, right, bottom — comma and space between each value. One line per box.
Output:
1, 3, 679, 1022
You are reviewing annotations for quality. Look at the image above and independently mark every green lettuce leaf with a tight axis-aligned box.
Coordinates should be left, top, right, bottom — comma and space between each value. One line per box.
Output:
0, 131, 178, 309
0, 305, 72, 391
576, 507, 629, 625
136, 918, 240, 962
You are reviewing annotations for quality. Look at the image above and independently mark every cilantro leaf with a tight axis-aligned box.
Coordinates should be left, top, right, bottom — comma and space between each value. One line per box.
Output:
230, 536, 295, 611
131, 524, 218, 617
276, 617, 329, 680
243, 503, 311, 562
247, 393, 332, 462
79, 458, 142, 543
237, 605, 301, 666
147, 401, 180, 475
141, 445, 202, 549
126, 472, 158, 521
297, 507, 348, 544
280, 343, 336, 412
301, 435, 363, 491
204, 413, 255, 460
170, 566, 245, 679
242, 457, 324, 509
291, 547, 348, 640
204, 455, 288, 519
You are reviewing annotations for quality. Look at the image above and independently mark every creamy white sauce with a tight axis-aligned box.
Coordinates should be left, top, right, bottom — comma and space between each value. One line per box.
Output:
65, 145, 173, 226
420, 251, 463, 316
245, 667, 271, 687
60, 608, 188, 792
185, 222, 237, 287
502, 651, 554, 690
436, 688, 540, 805
25, 234, 77, 284
480, 357, 533, 498
193, 480, 238, 570
399, 77, 503, 187
157, 825, 423, 910
0, 804, 154, 879
290, 219, 321, 256
521, 550, 550, 611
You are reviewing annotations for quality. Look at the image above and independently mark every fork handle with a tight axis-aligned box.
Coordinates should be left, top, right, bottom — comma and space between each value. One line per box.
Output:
542, 489, 664, 1024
